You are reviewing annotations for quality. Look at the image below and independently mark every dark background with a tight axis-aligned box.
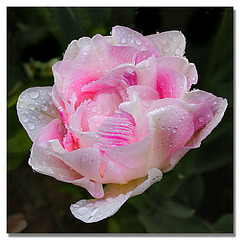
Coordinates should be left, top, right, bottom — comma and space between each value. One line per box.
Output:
7, 7, 233, 233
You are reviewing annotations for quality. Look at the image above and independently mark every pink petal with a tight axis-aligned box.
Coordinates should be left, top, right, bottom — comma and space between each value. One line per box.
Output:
146, 30, 186, 57
147, 101, 194, 170
156, 68, 187, 99
81, 65, 136, 95
70, 168, 162, 223
30, 139, 103, 198
182, 89, 228, 145
135, 55, 158, 89
102, 132, 153, 183
51, 146, 104, 184
157, 56, 198, 90
17, 86, 61, 142
112, 25, 160, 58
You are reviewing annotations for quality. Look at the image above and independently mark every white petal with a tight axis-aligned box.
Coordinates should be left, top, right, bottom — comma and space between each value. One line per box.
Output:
16, 87, 61, 142
146, 31, 186, 57
70, 168, 162, 223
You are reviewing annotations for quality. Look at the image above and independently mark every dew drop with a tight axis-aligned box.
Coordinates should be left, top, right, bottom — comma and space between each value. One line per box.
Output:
28, 90, 39, 99
199, 117, 204, 122
213, 101, 218, 105
48, 99, 53, 105
172, 127, 177, 133
91, 106, 97, 113
27, 122, 35, 130
41, 105, 48, 111
167, 127, 171, 131
48, 90, 52, 96
91, 207, 100, 216
77, 206, 88, 215
136, 39, 142, 45
121, 37, 126, 44
28, 104, 35, 110
21, 115, 28, 123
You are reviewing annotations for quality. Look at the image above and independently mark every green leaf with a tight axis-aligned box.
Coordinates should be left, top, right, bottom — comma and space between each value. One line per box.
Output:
139, 207, 215, 233
176, 174, 204, 209
150, 170, 186, 201
156, 199, 195, 219
214, 213, 233, 233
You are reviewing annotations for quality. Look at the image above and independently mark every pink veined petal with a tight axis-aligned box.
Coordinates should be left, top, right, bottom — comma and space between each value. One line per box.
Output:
146, 30, 186, 57
94, 109, 136, 151
102, 132, 153, 183
111, 25, 160, 58
157, 56, 198, 90
156, 68, 187, 99
120, 85, 160, 141
70, 168, 162, 223
16, 86, 61, 142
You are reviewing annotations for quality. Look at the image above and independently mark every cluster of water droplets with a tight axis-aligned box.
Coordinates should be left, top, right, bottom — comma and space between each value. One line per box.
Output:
70, 192, 130, 223
17, 87, 60, 141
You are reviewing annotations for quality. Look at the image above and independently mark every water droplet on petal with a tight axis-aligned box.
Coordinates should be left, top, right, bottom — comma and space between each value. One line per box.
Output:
91, 106, 97, 113
199, 117, 204, 122
76, 206, 88, 215
28, 104, 35, 110
41, 105, 48, 111
172, 127, 177, 133
91, 207, 100, 216
136, 39, 141, 45
121, 37, 126, 44
28, 90, 40, 99
21, 115, 28, 123
28, 122, 35, 130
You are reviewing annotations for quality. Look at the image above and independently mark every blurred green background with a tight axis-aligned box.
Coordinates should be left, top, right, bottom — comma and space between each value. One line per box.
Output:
7, 7, 233, 233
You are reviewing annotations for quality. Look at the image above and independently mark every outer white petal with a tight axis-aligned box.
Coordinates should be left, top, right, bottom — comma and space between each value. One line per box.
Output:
70, 168, 162, 223
146, 31, 186, 57
16, 86, 61, 142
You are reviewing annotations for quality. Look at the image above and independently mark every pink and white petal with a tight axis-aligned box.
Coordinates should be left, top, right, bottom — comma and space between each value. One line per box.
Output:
81, 64, 136, 94
146, 31, 186, 57
30, 137, 104, 198
17, 86, 61, 142
135, 55, 158, 89
93, 90, 123, 116
70, 168, 162, 223
156, 68, 187, 99
91, 33, 139, 70
102, 132, 153, 183
63, 37, 92, 61
50, 145, 104, 183
183, 89, 228, 146
157, 56, 198, 90
111, 26, 160, 57
147, 104, 194, 170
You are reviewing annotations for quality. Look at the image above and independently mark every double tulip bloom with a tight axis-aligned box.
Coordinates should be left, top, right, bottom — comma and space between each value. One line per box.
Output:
17, 26, 227, 223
